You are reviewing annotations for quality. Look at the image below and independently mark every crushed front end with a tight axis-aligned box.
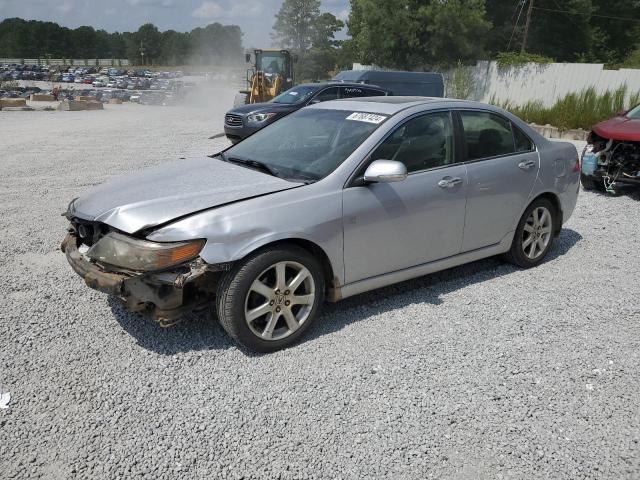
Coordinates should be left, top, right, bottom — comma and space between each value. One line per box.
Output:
61, 218, 227, 326
582, 132, 640, 193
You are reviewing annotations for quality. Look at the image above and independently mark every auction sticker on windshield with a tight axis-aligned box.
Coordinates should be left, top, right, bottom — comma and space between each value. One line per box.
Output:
346, 112, 387, 124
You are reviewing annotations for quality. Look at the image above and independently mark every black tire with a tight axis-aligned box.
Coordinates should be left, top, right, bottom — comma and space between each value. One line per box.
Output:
580, 173, 605, 192
216, 245, 325, 353
503, 198, 556, 268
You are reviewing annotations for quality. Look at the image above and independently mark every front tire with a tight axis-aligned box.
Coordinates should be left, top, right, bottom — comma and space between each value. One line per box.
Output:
503, 198, 556, 268
580, 173, 605, 192
216, 245, 325, 352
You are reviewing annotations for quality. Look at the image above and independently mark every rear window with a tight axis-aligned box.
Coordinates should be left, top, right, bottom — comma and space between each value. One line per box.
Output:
460, 111, 516, 160
271, 86, 318, 104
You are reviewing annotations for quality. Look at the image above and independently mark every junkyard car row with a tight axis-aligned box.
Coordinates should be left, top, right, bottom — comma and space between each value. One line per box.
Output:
63, 97, 580, 352
0, 63, 187, 102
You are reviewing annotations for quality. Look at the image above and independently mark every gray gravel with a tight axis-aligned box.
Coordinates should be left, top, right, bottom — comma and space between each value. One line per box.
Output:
1, 96, 639, 479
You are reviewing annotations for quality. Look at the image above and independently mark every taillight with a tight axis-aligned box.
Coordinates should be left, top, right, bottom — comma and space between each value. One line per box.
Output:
572, 154, 580, 172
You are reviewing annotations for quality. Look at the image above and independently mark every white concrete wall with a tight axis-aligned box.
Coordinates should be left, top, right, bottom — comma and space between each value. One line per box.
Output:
471, 61, 640, 107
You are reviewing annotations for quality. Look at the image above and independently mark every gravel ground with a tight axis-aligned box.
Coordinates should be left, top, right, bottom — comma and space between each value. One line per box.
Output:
1, 97, 639, 479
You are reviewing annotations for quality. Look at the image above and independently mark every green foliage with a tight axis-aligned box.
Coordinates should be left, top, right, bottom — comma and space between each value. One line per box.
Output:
272, 0, 323, 53
348, 0, 490, 69
496, 52, 554, 68
0, 17, 242, 66
496, 86, 640, 131
445, 61, 476, 100
485, 0, 640, 64
619, 48, 640, 68
272, 0, 344, 80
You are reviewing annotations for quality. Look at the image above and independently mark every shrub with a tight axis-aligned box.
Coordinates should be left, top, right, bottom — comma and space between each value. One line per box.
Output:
496, 52, 554, 69
495, 86, 640, 130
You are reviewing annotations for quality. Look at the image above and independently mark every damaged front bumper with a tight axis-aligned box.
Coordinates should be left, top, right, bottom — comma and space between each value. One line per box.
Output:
61, 232, 224, 325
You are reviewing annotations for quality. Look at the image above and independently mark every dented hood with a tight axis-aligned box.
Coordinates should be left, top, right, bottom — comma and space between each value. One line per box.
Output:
70, 157, 302, 234
592, 116, 640, 142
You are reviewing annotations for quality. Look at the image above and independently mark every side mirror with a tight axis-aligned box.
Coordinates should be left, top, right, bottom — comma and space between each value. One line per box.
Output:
363, 160, 408, 183
245, 53, 251, 63
308, 98, 321, 105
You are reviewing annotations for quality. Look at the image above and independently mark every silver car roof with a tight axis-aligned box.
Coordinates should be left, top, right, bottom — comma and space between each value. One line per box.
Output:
309, 96, 510, 116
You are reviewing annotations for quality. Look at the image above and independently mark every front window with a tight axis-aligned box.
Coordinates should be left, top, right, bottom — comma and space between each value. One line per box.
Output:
370, 111, 455, 173
627, 104, 640, 119
271, 86, 318, 104
222, 109, 387, 182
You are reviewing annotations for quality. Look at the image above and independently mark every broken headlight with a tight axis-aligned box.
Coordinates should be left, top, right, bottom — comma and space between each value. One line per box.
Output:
87, 232, 204, 272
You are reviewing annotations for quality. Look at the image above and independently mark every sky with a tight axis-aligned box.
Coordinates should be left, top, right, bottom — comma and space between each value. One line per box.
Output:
0, 0, 351, 48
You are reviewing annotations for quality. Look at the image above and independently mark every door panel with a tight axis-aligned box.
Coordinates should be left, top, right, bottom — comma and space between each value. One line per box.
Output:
462, 152, 538, 251
343, 165, 468, 284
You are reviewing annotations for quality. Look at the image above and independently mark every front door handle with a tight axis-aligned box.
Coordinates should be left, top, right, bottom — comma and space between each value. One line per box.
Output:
518, 160, 537, 170
438, 176, 463, 188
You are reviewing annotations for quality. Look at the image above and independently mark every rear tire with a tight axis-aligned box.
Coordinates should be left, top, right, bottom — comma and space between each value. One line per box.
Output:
216, 245, 325, 353
503, 198, 556, 268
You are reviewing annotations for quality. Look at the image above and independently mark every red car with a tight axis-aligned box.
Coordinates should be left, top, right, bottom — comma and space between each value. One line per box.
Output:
83, 76, 95, 84
581, 104, 640, 194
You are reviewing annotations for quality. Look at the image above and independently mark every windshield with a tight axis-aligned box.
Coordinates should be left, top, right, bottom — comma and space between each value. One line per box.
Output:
222, 109, 387, 181
626, 104, 640, 119
258, 54, 285, 75
271, 85, 318, 104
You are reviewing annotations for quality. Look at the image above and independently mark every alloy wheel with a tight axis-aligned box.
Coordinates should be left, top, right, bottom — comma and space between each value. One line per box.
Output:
244, 261, 316, 341
522, 206, 552, 259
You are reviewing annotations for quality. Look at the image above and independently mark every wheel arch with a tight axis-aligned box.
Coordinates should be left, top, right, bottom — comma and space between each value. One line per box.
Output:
235, 237, 338, 297
527, 191, 563, 235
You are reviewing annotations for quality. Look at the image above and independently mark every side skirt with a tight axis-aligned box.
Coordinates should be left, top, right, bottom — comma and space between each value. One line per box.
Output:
327, 232, 514, 302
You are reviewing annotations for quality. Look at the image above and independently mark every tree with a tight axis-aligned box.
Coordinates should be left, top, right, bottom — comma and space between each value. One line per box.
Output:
272, 1, 344, 79
272, 0, 322, 53
348, 0, 491, 69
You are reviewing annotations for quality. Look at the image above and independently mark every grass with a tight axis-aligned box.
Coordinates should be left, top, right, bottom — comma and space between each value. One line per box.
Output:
494, 86, 640, 131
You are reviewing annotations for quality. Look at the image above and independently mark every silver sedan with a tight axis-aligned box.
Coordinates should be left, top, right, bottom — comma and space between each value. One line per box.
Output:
62, 97, 580, 351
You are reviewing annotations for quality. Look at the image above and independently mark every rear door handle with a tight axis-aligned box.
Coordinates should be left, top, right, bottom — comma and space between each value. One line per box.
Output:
438, 176, 463, 188
518, 160, 537, 170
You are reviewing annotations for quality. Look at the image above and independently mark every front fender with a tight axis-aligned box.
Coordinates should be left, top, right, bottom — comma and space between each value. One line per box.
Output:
147, 185, 346, 285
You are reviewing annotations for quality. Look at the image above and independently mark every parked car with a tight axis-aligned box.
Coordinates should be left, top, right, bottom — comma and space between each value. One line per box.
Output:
62, 97, 580, 351
224, 82, 388, 143
581, 104, 640, 194
333, 70, 445, 97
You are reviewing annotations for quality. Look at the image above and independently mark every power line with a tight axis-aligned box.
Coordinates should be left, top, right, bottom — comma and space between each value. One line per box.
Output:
521, 0, 535, 53
532, 6, 640, 23
507, 0, 527, 52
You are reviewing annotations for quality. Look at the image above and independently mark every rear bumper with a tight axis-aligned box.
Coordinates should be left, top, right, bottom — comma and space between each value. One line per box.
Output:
61, 233, 213, 322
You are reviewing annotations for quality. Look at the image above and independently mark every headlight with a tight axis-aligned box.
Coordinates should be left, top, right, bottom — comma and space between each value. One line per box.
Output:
247, 112, 277, 123
87, 232, 204, 271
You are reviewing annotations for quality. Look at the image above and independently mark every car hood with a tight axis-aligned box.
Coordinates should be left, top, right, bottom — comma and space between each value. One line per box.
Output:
228, 102, 299, 115
592, 116, 640, 142
70, 157, 303, 234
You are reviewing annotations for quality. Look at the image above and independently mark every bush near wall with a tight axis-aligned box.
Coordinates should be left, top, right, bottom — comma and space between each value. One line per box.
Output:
495, 86, 640, 131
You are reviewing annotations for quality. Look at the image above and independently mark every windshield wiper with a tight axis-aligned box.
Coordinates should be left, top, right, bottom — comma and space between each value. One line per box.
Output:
213, 152, 314, 183
226, 156, 281, 178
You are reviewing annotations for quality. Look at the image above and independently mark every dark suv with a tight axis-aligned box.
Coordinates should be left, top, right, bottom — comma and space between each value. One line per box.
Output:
224, 82, 388, 143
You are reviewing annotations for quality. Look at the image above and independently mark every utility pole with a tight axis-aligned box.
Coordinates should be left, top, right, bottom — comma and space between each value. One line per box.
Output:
521, 0, 534, 53
140, 41, 145, 66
